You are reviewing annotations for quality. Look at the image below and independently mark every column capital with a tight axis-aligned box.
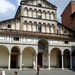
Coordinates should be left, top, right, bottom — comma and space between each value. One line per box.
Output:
36, 53, 38, 56
9, 53, 11, 55
70, 54, 72, 56
20, 53, 22, 55
48, 53, 50, 55
61, 54, 63, 56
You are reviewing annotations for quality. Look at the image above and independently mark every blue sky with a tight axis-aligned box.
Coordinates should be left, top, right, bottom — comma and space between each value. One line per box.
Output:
0, 0, 71, 22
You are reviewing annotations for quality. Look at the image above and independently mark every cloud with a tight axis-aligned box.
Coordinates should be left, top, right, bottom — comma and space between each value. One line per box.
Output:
0, 0, 71, 22
0, 0, 15, 13
0, 10, 16, 21
16, 0, 21, 5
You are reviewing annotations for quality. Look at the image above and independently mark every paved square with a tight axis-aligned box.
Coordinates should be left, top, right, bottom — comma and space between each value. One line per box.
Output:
4, 69, 75, 75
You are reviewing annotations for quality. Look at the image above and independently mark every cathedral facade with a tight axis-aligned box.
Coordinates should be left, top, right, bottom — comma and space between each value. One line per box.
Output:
0, 0, 75, 70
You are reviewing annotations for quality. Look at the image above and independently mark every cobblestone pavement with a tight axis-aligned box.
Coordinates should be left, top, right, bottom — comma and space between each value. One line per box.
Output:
4, 69, 75, 75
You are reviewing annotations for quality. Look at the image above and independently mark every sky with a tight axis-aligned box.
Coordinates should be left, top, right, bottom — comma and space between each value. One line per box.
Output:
0, 0, 71, 22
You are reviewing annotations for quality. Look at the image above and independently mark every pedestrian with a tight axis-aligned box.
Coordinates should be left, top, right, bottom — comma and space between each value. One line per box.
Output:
37, 65, 40, 75
2, 70, 6, 75
0, 70, 2, 75
14, 71, 17, 75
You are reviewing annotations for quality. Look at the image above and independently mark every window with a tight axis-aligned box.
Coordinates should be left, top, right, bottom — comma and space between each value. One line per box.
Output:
7, 24, 11, 28
13, 36, 19, 41
64, 31, 66, 33
38, 15, 41, 18
38, 3, 42, 7
38, 25, 41, 32
57, 29, 60, 34
64, 41, 68, 44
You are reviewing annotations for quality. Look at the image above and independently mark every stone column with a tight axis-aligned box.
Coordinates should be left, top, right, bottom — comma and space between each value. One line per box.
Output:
70, 55, 72, 69
8, 53, 11, 70
20, 53, 22, 70
42, 54, 44, 68
33, 55, 36, 69
62, 54, 64, 70
48, 54, 50, 70
21, 36, 23, 43
35, 54, 38, 69
10, 35, 11, 42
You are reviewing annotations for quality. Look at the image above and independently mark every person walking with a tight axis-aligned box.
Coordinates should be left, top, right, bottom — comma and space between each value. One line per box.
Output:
37, 65, 40, 75
0, 70, 2, 75
14, 71, 17, 75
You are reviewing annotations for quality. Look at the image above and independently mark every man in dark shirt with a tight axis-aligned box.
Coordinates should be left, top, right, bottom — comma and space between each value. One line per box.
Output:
37, 65, 40, 75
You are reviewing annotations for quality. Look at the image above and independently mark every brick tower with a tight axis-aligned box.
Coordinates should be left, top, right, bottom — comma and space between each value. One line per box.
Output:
61, 1, 75, 31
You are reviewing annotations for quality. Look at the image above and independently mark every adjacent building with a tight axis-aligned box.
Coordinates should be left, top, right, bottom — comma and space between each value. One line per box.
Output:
0, 0, 75, 70
61, 1, 75, 31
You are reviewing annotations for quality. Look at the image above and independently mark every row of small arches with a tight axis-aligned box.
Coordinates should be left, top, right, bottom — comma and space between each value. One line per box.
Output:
23, 7, 56, 20
23, 21, 55, 27
23, 20, 56, 33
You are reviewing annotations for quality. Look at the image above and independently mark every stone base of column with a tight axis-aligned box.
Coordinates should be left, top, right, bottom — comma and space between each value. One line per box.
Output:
48, 67, 51, 70
70, 67, 72, 69
8, 68, 10, 70
20, 68, 22, 70
62, 68, 64, 70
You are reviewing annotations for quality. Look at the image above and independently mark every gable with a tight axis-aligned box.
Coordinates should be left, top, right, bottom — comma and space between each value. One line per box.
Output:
21, 0, 57, 9
57, 22, 74, 36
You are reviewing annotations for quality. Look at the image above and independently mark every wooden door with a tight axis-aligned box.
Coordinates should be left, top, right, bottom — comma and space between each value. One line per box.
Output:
38, 53, 42, 68
11, 55, 17, 68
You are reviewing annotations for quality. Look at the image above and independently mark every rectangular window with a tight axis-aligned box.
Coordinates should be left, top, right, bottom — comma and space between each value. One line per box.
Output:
13, 36, 19, 41
64, 41, 68, 44
38, 3, 42, 7
38, 15, 41, 19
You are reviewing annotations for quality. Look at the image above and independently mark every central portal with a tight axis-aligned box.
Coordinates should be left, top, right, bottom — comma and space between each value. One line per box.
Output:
38, 53, 42, 68
11, 55, 17, 68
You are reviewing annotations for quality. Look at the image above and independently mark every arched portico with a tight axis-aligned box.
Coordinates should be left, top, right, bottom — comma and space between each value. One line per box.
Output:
22, 47, 36, 69
63, 49, 70, 68
38, 39, 48, 68
50, 48, 62, 68
0, 45, 9, 69
72, 50, 75, 68
11, 46, 20, 69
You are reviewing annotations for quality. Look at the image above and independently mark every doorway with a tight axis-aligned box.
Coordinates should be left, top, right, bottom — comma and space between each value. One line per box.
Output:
11, 55, 17, 68
38, 53, 42, 68
11, 46, 20, 69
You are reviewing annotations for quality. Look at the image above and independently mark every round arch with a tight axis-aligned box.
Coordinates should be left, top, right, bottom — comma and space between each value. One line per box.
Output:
32, 22, 37, 32
24, 7, 28, 16
38, 39, 49, 68
11, 46, 20, 69
33, 9, 37, 18
0, 45, 9, 69
63, 49, 70, 68
46, 23, 50, 33
42, 23, 46, 33
50, 48, 62, 68
51, 11, 55, 20
42, 10, 46, 19
46, 11, 50, 19
38, 38, 49, 46
28, 8, 33, 17
23, 20, 28, 31
22, 46, 36, 68
51, 24, 55, 33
